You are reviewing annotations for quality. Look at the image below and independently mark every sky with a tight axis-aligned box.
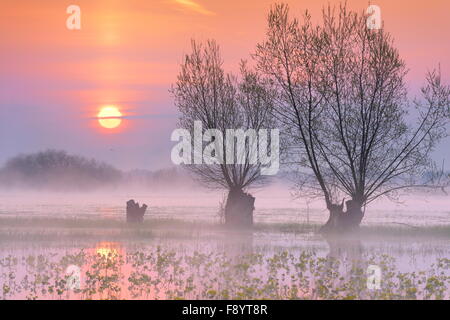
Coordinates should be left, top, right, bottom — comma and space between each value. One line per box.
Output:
1, 0, 449, 171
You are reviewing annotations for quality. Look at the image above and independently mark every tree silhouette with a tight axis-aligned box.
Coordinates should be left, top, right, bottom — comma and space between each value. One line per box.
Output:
0, 150, 122, 190
172, 40, 276, 226
254, 3, 449, 232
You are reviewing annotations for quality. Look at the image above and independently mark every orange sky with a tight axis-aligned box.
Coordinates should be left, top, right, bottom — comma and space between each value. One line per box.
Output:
1, 0, 449, 169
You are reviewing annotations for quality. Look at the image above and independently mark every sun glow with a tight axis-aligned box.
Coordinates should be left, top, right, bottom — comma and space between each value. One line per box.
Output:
97, 106, 122, 129
95, 242, 120, 258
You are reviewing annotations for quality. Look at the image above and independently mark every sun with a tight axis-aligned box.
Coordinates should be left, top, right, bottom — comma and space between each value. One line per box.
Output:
97, 106, 122, 129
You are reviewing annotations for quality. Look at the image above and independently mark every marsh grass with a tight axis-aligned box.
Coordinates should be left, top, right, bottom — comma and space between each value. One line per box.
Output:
0, 217, 448, 242
0, 217, 448, 300
0, 247, 448, 300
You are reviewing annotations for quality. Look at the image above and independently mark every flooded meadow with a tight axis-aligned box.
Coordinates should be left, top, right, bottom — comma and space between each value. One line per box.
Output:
0, 190, 449, 300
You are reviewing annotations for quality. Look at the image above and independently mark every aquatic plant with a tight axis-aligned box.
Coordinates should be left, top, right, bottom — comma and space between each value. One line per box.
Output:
0, 248, 448, 300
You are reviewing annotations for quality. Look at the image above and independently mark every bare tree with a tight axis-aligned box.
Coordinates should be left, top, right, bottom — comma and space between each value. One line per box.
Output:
172, 40, 275, 226
254, 3, 449, 232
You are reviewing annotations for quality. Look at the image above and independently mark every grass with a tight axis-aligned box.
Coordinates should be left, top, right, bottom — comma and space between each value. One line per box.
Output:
0, 247, 448, 300
0, 217, 448, 300
0, 217, 449, 242
358, 224, 450, 238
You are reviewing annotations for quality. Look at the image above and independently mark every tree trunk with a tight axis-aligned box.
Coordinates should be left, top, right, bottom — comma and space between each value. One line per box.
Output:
342, 199, 364, 229
319, 199, 364, 234
224, 188, 255, 227
319, 201, 344, 234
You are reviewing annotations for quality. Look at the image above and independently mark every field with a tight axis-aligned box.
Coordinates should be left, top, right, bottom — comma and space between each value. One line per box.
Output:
0, 191, 449, 300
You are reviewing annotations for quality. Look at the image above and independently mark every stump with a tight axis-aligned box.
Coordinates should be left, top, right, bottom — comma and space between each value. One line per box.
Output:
126, 199, 148, 223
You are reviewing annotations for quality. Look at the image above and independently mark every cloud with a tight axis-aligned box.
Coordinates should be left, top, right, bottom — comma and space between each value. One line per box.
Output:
174, 0, 215, 16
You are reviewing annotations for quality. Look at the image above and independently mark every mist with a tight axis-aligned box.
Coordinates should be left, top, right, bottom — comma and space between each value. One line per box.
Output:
1, 0, 449, 302
0, 149, 200, 192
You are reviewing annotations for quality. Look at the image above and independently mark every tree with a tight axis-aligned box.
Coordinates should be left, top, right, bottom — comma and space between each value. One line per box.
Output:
0, 149, 122, 190
254, 3, 449, 232
172, 40, 276, 227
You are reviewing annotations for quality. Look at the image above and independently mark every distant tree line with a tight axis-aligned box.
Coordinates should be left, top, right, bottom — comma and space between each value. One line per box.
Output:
0, 150, 122, 190
0, 150, 194, 191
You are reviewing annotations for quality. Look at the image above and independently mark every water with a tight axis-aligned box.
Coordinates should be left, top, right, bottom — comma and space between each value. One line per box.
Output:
0, 190, 448, 299
0, 189, 448, 225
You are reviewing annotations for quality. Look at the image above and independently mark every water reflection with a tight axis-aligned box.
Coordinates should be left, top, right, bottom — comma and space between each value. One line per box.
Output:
95, 241, 121, 258
325, 236, 363, 263
79, 241, 126, 299
0, 234, 448, 300
218, 230, 254, 256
